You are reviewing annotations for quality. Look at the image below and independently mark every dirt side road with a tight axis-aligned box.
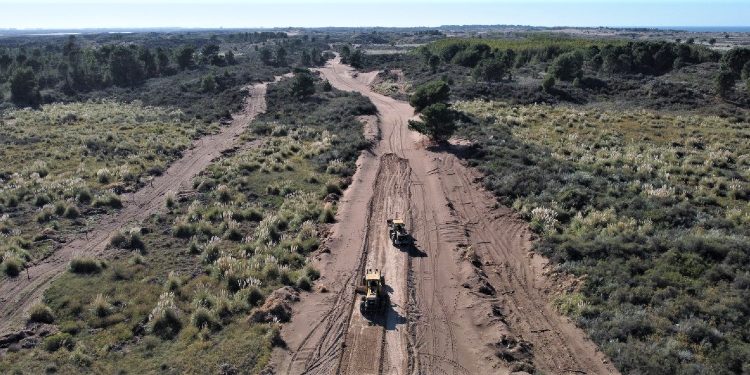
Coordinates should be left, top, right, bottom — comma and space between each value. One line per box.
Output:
276, 58, 618, 375
0, 77, 285, 337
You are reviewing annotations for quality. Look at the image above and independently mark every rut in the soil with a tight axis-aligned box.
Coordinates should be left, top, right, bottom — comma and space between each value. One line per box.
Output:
0, 77, 284, 337
276, 57, 618, 375
338, 153, 411, 375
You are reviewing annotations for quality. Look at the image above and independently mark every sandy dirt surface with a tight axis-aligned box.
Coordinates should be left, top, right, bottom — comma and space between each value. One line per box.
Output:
275, 57, 619, 375
0, 76, 287, 337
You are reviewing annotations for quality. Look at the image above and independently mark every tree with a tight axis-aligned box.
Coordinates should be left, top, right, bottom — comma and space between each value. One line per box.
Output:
472, 58, 507, 82
139, 48, 158, 78
549, 51, 583, 81
322, 80, 332, 92
275, 46, 287, 66
408, 103, 456, 143
709, 38, 717, 46
348, 49, 364, 69
340, 45, 351, 63
716, 70, 736, 98
721, 48, 750, 76
176, 46, 195, 70
428, 54, 440, 73
202, 44, 222, 65
409, 80, 450, 113
300, 50, 312, 66
542, 75, 556, 92
109, 46, 145, 87
291, 72, 315, 98
225, 50, 236, 65
0, 54, 12, 72
10, 67, 41, 107
156, 47, 170, 74
260, 47, 273, 65
201, 74, 217, 93
741, 61, 750, 81
451, 44, 490, 68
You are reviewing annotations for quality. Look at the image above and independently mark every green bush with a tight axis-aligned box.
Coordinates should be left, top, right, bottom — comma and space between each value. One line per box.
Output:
149, 306, 181, 340
69, 257, 103, 274
93, 193, 123, 209
43, 333, 74, 352
190, 307, 221, 331
296, 276, 312, 291
2, 256, 22, 277
63, 205, 80, 219
28, 303, 55, 324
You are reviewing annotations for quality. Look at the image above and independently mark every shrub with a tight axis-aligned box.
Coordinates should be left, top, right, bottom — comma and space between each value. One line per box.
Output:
109, 232, 128, 248
63, 205, 80, 219
238, 286, 265, 307
28, 303, 55, 324
91, 294, 111, 317
2, 256, 22, 277
296, 276, 312, 291
165, 192, 175, 209
96, 168, 111, 184
165, 271, 181, 292
305, 266, 321, 281
190, 307, 220, 331
148, 293, 181, 339
129, 254, 145, 265
93, 193, 122, 209
68, 346, 92, 367
54, 203, 66, 216
77, 189, 92, 205
110, 231, 145, 250
173, 222, 195, 238
69, 257, 103, 274
319, 204, 336, 223
43, 333, 74, 352
36, 209, 54, 223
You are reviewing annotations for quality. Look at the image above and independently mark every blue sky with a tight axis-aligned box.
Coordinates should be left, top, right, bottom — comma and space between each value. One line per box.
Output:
0, 1, 748, 29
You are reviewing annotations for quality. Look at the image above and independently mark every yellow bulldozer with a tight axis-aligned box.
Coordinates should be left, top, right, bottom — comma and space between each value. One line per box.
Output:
387, 219, 413, 246
356, 268, 387, 313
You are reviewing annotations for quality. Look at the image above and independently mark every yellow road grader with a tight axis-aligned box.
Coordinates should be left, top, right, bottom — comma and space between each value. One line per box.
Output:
356, 268, 387, 313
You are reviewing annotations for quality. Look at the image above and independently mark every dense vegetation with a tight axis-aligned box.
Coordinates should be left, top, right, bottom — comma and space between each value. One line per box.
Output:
455, 101, 750, 374
363, 36, 750, 114
0, 74, 374, 373
0, 32, 330, 121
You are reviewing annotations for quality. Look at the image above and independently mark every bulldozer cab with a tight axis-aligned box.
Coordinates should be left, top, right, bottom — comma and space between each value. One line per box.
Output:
387, 219, 405, 229
387, 219, 412, 246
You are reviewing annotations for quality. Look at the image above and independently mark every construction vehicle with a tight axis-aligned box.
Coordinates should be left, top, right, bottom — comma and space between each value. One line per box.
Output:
356, 268, 387, 313
387, 219, 413, 246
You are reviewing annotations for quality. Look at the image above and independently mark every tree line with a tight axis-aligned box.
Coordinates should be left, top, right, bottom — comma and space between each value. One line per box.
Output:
0, 34, 273, 108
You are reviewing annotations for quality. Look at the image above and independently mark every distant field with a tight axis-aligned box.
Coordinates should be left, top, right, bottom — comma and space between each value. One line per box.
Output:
0, 102, 211, 272
426, 34, 626, 54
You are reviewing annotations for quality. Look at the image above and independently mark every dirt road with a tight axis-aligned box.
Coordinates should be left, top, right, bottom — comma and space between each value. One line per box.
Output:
276, 58, 618, 375
0, 77, 285, 337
